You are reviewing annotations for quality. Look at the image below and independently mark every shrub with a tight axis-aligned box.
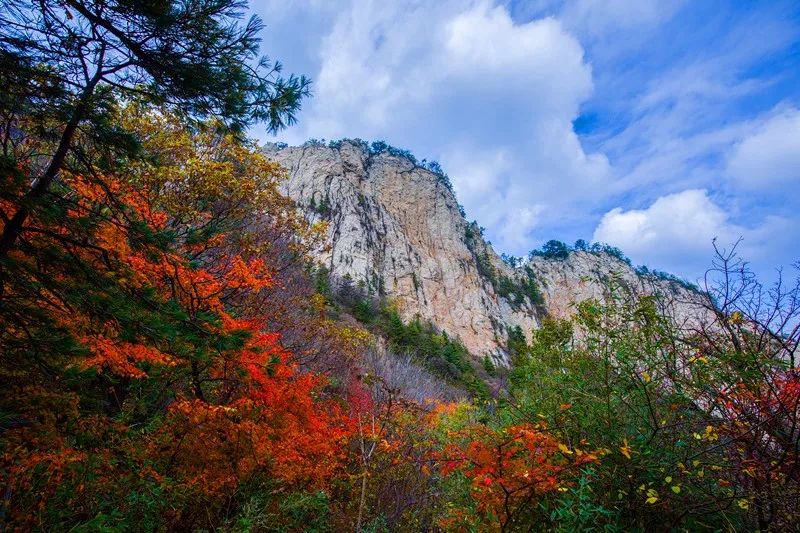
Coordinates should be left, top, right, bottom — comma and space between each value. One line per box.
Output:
530, 240, 571, 260
505, 325, 526, 362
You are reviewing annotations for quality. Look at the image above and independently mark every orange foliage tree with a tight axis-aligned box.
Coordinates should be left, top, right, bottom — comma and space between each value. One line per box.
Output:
0, 105, 351, 529
439, 421, 600, 531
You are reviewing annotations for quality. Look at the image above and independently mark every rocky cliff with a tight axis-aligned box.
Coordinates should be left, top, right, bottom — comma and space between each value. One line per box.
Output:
264, 140, 709, 363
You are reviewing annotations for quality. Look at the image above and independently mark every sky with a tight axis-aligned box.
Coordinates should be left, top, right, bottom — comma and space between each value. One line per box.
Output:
249, 0, 800, 284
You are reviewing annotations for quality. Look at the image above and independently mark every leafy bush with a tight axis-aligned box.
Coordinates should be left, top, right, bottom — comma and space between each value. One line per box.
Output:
308, 195, 332, 218
378, 307, 474, 386
482, 355, 497, 376
229, 490, 332, 532
530, 239, 571, 260
594, 243, 631, 265
369, 140, 417, 164
491, 269, 544, 311
528, 239, 634, 266
506, 325, 528, 361
500, 253, 521, 268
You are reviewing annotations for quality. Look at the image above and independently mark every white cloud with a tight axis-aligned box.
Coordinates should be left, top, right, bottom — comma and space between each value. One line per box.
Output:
592, 189, 798, 279
594, 189, 731, 252
592, 190, 738, 276
727, 107, 800, 190
560, 0, 683, 37
273, 0, 610, 254
582, 4, 799, 202
251, 0, 799, 280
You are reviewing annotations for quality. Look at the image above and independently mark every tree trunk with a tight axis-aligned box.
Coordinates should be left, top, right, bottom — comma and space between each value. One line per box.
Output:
0, 75, 99, 258
356, 469, 368, 532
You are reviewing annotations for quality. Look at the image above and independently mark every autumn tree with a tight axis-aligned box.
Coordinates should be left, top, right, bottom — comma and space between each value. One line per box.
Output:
504, 243, 800, 531
0, 0, 309, 257
432, 400, 601, 532
0, 105, 352, 529
684, 241, 800, 530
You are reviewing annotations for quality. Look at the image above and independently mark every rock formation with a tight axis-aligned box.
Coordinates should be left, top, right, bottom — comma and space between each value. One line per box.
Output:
264, 140, 709, 363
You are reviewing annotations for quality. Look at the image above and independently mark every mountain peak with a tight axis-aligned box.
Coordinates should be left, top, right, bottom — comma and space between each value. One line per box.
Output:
266, 141, 709, 361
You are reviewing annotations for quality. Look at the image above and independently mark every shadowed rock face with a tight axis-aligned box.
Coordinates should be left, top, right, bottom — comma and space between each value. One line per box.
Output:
265, 140, 710, 363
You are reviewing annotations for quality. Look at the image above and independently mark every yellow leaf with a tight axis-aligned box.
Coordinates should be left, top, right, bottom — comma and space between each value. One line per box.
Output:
558, 443, 573, 455
737, 499, 749, 510
671, 485, 681, 494
620, 438, 632, 459
665, 476, 672, 483
642, 371, 651, 383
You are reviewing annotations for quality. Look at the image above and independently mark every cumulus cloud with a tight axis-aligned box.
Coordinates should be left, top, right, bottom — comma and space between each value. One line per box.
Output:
268, 0, 610, 254
592, 189, 797, 279
727, 107, 800, 190
592, 190, 738, 276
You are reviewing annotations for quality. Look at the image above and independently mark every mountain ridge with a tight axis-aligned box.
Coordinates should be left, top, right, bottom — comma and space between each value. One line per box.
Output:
264, 139, 710, 362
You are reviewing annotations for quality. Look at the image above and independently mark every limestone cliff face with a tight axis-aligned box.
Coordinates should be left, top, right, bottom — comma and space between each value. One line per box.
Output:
527, 252, 711, 330
264, 140, 709, 362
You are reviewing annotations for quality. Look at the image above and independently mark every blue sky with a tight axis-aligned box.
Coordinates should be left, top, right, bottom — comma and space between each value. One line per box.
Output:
249, 0, 800, 283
